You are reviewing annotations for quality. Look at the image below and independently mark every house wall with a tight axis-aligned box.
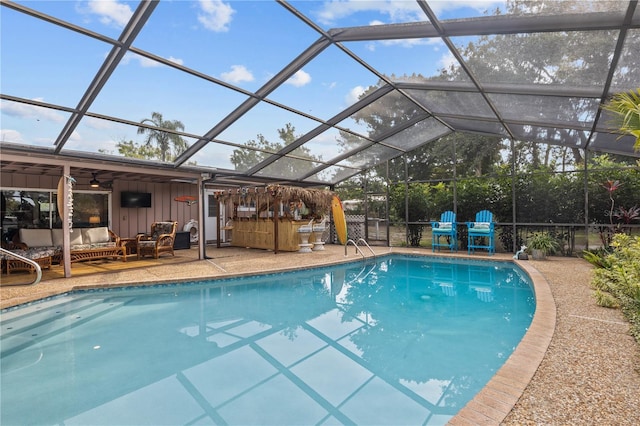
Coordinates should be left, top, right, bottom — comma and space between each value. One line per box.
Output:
113, 180, 199, 238
0, 170, 199, 239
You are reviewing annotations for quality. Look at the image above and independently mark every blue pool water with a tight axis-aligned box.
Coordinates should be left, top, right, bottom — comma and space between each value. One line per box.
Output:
1, 255, 535, 425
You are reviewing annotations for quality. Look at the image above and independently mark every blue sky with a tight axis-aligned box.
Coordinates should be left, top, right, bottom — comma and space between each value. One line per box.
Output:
1, 0, 506, 170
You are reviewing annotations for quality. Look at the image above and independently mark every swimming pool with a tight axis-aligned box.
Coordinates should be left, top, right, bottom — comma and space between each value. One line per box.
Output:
1, 254, 535, 425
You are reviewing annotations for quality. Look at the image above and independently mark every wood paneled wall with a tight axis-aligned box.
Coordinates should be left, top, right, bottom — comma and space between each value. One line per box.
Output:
0, 170, 199, 239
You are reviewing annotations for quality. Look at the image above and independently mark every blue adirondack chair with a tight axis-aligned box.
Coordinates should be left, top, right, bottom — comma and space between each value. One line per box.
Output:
466, 210, 495, 255
431, 210, 457, 252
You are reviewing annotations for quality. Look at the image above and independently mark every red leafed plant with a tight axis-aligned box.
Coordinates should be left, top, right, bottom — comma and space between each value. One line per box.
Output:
602, 179, 622, 225
613, 205, 640, 224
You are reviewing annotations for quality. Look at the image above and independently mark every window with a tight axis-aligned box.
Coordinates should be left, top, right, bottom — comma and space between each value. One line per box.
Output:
1, 188, 111, 243
207, 195, 218, 217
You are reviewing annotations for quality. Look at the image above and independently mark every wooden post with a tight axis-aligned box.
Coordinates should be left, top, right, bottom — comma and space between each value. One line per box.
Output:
61, 165, 72, 277
274, 196, 279, 254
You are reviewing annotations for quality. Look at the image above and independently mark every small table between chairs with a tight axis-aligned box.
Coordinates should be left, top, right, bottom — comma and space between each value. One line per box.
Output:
119, 237, 138, 260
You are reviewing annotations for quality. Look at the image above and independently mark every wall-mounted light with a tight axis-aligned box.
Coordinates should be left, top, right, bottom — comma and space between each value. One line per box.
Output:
89, 172, 100, 188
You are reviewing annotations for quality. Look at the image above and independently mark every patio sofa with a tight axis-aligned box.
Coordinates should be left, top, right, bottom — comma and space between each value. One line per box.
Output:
13, 227, 124, 267
1, 244, 55, 275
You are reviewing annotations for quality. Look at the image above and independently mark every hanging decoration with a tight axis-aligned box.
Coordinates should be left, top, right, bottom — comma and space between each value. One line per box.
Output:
66, 175, 75, 230
57, 175, 76, 230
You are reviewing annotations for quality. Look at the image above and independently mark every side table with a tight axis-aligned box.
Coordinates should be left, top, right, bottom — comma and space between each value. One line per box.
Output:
173, 231, 191, 250
120, 237, 138, 259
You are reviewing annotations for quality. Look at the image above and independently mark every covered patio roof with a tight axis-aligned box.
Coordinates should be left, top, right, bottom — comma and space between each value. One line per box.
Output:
1, 0, 638, 187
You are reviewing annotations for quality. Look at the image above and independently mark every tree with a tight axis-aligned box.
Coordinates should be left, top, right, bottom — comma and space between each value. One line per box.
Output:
136, 112, 188, 162
389, 183, 431, 246
587, 155, 640, 224
601, 89, 640, 151
112, 139, 162, 160
337, 82, 505, 182
447, 0, 640, 168
333, 1, 640, 183
230, 123, 320, 179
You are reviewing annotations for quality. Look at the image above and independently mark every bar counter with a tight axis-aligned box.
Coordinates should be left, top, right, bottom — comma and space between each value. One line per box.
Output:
230, 218, 315, 252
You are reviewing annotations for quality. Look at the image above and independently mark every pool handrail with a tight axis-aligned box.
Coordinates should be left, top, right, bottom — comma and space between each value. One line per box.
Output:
0, 248, 42, 286
344, 238, 376, 257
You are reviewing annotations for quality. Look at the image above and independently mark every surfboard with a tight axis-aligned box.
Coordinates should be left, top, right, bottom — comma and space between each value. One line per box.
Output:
57, 176, 65, 219
331, 195, 347, 245
331, 269, 345, 297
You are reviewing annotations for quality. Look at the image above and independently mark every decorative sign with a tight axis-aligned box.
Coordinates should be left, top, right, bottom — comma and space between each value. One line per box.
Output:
175, 195, 197, 206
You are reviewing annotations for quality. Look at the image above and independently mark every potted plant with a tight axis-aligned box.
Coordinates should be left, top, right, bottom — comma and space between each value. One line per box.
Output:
527, 232, 560, 260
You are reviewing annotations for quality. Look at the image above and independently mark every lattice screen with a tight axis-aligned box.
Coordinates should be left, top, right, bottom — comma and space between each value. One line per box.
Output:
330, 214, 365, 243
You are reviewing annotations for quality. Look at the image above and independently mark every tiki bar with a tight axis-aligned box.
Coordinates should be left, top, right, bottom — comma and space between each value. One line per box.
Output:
215, 185, 334, 253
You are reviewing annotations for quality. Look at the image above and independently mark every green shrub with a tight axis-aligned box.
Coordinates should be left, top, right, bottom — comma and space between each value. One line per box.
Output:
593, 290, 620, 308
582, 248, 612, 268
590, 234, 640, 342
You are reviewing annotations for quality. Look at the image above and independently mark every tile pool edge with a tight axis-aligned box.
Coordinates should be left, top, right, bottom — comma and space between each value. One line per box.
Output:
448, 259, 556, 425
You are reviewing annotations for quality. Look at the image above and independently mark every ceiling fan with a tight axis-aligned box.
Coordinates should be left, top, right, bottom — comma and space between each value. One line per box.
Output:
89, 172, 113, 189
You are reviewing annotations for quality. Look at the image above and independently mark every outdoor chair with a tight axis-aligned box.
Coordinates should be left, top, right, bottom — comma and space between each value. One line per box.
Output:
137, 221, 178, 259
431, 210, 457, 252
466, 210, 495, 255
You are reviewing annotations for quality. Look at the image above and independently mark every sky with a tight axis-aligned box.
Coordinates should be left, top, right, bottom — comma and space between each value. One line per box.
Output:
1, 0, 507, 171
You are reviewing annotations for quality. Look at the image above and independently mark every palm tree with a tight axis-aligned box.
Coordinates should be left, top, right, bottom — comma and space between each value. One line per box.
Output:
137, 112, 188, 162
601, 89, 640, 151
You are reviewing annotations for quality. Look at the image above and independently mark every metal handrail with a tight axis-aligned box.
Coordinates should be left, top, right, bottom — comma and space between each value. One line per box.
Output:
344, 239, 365, 257
0, 248, 42, 286
356, 238, 376, 256
344, 238, 376, 257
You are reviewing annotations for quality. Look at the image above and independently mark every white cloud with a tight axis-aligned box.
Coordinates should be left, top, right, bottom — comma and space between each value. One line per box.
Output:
0, 129, 24, 143
345, 85, 366, 105
121, 52, 184, 68
438, 51, 458, 71
286, 70, 311, 87
84, 117, 114, 130
378, 37, 440, 49
66, 128, 118, 153
86, 0, 133, 28
68, 130, 83, 143
220, 65, 254, 83
168, 56, 184, 66
137, 55, 161, 68
315, 0, 504, 25
0, 99, 65, 123
315, 0, 423, 25
429, 0, 506, 16
198, 0, 235, 32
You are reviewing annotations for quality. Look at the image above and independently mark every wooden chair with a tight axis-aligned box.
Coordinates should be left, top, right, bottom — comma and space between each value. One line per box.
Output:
466, 210, 495, 255
137, 221, 177, 259
431, 211, 457, 252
